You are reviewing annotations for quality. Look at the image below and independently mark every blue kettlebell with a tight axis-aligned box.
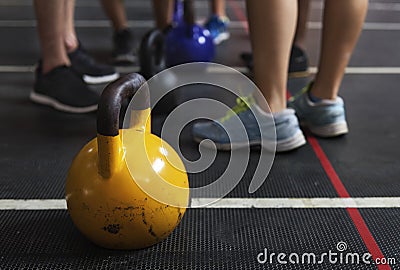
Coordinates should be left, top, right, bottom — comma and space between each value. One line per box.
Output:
165, 0, 215, 67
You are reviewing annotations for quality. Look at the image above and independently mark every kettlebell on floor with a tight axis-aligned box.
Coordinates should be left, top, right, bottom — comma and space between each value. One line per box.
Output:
139, 0, 215, 79
65, 73, 189, 250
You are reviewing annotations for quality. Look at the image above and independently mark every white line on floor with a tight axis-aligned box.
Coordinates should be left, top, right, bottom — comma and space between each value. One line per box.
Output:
1, 0, 400, 12
207, 66, 400, 75
0, 65, 35, 72
191, 198, 400, 208
0, 0, 173, 8
0, 199, 67, 210
308, 67, 400, 75
2, 65, 400, 75
308, 21, 400, 31
1, 20, 400, 31
311, 1, 400, 12
1, 198, 399, 210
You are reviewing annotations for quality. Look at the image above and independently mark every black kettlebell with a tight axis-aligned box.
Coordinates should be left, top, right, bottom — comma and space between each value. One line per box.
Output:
139, 29, 166, 80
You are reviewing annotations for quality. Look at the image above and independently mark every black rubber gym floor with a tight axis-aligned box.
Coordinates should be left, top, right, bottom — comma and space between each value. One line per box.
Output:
1, 0, 399, 269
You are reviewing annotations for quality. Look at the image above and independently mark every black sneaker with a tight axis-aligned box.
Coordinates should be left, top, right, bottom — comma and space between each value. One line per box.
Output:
113, 28, 137, 63
68, 44, 119, 84
240, 45, 309, 77
289, 45, 309, 77
30, 65, 99, 113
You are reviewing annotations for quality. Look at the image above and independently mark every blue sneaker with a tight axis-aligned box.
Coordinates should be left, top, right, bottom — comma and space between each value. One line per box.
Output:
204, 15, 230, 45
192, 96, 306, 152
288, 83, 349, 137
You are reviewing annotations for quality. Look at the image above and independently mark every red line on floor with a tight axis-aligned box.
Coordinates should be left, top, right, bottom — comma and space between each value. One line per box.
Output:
307, 136, 350, 198
229, 2, 391, 267
308, 136, 390, 269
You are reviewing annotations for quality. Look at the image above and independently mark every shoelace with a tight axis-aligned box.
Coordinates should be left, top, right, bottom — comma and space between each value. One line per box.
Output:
288, 81, 313, 102
220, 96, 255, 123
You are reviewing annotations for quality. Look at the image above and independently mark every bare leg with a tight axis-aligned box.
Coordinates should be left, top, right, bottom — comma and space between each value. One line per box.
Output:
152, 0, 174, 30
246, 0, 298, 113
34, 0, 70, 74
312, 0, 368, 100
100, 0, 129, 31
293, 0, 310, 50
211, 0, 226, 17
64, 0, 79, 53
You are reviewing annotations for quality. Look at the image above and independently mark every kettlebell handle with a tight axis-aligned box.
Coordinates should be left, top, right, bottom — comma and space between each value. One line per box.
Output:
97, 73, 148, 137
97, 73, 148, 179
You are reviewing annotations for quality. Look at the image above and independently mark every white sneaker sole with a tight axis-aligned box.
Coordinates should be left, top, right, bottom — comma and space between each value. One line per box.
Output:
83, 73, 120, 85
306, 121, 349, 137
213, 32, 230, 45
193, 129, 306, 153
114, 54, 137, 64
276, 129, 306, 152
30, 92, 97, 113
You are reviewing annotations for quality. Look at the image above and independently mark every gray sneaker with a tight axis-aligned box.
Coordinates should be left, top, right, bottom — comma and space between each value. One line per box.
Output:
288, 83, 349, 137
192, 96, 306, 152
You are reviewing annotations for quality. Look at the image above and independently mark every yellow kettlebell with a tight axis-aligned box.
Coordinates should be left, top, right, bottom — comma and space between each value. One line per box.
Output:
65, 73, 189, 250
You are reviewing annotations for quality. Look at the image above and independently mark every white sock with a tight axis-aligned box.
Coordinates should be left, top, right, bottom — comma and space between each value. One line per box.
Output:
253, 103, 270, 116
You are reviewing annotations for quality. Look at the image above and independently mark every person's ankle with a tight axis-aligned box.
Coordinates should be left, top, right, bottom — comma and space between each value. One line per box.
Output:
309, 80, 339, 101
215, 13, 227, 18
41, 60, 69, 75
64, 36, 79, 53
115, 25, 129, 32
308, 90, 323, 103
309, 87, 336, 102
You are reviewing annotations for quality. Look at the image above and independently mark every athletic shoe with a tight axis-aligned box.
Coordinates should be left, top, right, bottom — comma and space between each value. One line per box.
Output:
192, 96, 306, 152
30, 65, 99, 113
113, 28, 137, 63
288, 83, 349, 137
204, 15, 230, 45
288, 45, 309, 77
240, 45, 309, 77
68, 44, 119, 84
